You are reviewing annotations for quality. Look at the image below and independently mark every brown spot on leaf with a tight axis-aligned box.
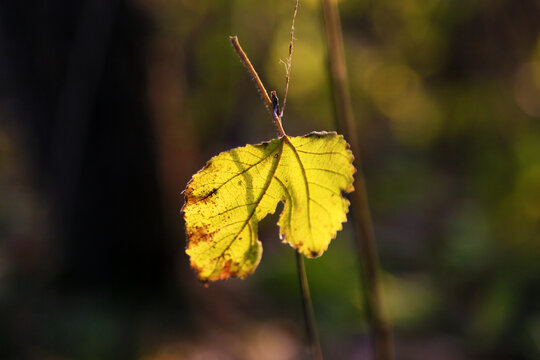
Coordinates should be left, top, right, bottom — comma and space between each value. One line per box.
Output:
203, 188, 218, 199
205, 259, 242, 281
185, 186, 219, 206
218, 259, 233, 280
186, 225, 214, 247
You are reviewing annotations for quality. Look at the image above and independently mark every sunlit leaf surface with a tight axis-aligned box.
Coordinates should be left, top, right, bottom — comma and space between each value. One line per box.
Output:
183, 131, 355, 282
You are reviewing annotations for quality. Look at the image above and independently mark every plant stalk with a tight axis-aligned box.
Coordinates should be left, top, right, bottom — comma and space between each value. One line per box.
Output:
320, 0, 394, 359
230, 36, 286, 136
296, 251, 323, 360
279, 0, 299, 118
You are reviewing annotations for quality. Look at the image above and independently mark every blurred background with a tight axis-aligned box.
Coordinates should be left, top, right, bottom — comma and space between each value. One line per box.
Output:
1, 0, 539, 359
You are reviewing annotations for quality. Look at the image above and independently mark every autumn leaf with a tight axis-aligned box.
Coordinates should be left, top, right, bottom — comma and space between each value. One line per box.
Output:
182, 131, 355, 282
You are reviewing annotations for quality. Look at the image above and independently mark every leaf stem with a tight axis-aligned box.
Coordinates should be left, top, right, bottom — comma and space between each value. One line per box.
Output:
320, 0, 394, 359
230, 36, 286, 136
295, 250, 323, 360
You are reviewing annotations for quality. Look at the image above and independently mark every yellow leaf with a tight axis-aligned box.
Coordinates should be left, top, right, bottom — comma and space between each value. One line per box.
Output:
183, 131, 355, 282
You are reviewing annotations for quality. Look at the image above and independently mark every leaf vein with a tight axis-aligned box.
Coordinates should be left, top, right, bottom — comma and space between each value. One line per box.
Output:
207, 152, 273, 196
310, 182, 340, 195
296, 149, 349, 160
305, 167, 350, 179
215, 140, 285, 262
208, 202, 260, 219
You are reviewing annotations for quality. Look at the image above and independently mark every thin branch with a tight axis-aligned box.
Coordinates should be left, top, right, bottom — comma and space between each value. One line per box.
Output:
320, 0, 394, 360
279, 0, 299, 119
230, 36, 286, 136
296, 251, 323, 360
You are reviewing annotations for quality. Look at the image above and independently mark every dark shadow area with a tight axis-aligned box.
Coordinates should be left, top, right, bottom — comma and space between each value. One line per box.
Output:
0, 1, 187, 358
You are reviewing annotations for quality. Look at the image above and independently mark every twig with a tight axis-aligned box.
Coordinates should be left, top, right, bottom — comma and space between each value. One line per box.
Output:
230, 36, 286, 136
279, 0, 299, 119
296, 251, 323, 360
320, 1, 394, 360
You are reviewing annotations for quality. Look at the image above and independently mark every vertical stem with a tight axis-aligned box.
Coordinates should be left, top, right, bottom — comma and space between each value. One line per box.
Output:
279, 0, 299, 119
296, 251, 323, 360
320, 1, 394, 360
